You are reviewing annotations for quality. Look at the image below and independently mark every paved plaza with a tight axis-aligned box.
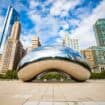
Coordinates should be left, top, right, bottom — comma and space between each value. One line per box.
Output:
0, 80, 105, 105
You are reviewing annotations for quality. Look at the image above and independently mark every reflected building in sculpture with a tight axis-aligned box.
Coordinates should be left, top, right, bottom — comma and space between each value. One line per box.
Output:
18, 45, 91, 82
0, 6, 19, 53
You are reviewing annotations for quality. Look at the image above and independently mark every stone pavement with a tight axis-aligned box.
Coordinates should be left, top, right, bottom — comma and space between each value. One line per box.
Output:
0, 80, 105, 105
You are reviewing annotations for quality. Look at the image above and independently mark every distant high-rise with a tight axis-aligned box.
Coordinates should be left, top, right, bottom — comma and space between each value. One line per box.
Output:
94, 19, 105, 46
81, 48, 96, 69
32, 36, 41, 48
27, 36, 41, 52
81, 46, 105, 73
0, 22, 25, 72
0, 6, 19, 53
63, 34, 79, 51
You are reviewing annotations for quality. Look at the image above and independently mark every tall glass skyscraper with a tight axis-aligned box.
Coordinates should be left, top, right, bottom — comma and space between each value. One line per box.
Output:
0, 6, 19, 53
94, 19, 105, 46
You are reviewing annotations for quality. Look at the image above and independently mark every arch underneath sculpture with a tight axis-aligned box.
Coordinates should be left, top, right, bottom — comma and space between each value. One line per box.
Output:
18, 59, 91, 82
28, 69, 71, 82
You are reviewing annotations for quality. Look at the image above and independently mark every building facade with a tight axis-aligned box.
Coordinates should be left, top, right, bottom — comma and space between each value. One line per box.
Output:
27, 36, 41, 52
0, 6, 19, 53
81, 49, 96, 69
81, 46, 105, 72
32, 36, 41, 48
0, 22, 25, 73
93, 47, 105, 72
63, 34, 79, 52
94, 19, 105, 46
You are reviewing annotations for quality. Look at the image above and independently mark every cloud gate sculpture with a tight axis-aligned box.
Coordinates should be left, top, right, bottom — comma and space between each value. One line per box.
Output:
17, 46, 91, 82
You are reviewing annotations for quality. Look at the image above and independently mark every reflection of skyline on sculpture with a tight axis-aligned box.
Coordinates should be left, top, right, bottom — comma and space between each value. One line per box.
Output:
18, 45, 91, 82
18, 45, 82, 69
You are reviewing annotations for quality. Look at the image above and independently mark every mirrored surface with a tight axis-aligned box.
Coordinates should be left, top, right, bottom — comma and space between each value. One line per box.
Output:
18, 45, 90, 71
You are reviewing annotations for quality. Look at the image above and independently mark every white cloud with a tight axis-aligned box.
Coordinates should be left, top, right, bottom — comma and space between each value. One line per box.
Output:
25, 0, 81, 46
50, 0, 80, 16
0, 0, 28, 13
29, 0, 39, 9
59, 30, 68, 38
28, 10, 60, 43
69, 19, 80, 26
20, 33, 35, 49
69, 0, 105, 49
62, 22, 69, 30
0, 0, 12, 8
22, 0, 105, 49
13, 2, 28, 12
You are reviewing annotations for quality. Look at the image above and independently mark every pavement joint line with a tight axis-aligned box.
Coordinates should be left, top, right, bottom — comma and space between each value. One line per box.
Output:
22, 97, 30, 105
22, 84, 45, 105
0, 80, 105, 105
37, 84, 49, 105
52, 85, 54, 105
58, 84, 69, 105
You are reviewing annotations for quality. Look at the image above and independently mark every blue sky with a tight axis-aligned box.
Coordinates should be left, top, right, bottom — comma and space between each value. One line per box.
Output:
0, 0, 105, 49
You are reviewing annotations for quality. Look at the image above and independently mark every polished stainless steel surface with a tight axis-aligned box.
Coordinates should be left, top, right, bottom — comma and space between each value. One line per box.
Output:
17, 46, 91, 82
18, 45, 89, 70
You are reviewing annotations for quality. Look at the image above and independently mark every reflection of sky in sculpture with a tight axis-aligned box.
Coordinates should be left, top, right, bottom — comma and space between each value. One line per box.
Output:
18, 45, 85, 69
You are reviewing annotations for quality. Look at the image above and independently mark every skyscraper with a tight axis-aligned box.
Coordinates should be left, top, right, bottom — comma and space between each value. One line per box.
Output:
63, 34, 79, 51
32, 36, 41, 48
81, 46, 105, 73
81, 48, 96, 70
94, 19, 105, 46
27, 36, 41, 52
0, 22, 25, 72
0, 6, 19, 53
